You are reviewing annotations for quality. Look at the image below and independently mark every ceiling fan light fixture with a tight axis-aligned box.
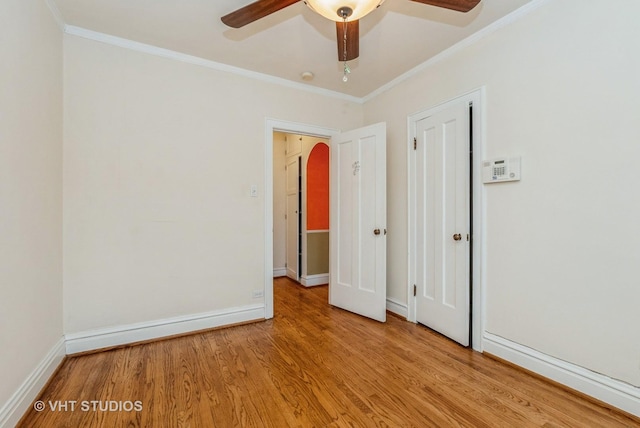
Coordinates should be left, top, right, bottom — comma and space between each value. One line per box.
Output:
305, 0, 385, 22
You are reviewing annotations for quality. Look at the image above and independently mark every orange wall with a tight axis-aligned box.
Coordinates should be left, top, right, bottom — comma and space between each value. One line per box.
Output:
306, 143, 329, 230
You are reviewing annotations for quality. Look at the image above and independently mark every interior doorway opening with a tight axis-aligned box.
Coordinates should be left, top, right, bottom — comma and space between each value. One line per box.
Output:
265, 119, 388, 323
273, 131, 330, 287
264, 120, 338, 319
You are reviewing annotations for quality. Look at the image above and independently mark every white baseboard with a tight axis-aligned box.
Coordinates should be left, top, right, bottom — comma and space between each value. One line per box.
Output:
0, 337, 66, 428
286, 268, 297, 281
386, 298, 408, 318
483, 332, 640, 418
300, 274, 329, 287
273, 267, 286, 277
65, 304, 265, 355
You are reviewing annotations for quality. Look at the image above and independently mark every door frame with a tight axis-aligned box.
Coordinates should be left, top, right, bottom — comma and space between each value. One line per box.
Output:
407, 88, 485, 351
264, 118, 339, 319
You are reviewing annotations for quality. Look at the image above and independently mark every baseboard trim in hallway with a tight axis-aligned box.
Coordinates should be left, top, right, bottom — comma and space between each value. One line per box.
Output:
386, 297, 408, 318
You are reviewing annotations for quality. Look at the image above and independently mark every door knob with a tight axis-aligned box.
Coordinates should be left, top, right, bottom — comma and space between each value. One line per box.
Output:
374, 228, 381, 235
453, 233, 462, 241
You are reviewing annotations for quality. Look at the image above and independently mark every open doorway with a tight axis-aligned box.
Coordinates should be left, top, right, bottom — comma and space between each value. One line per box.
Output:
265, 120, 388, 322
263, 120, 338, 319
273, 132, 330, 286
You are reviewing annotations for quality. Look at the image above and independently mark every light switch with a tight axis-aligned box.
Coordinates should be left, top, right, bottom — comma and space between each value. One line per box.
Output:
250, 185, 258, 197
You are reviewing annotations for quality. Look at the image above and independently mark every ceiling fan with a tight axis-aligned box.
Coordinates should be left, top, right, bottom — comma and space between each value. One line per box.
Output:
221, 0, 481, 65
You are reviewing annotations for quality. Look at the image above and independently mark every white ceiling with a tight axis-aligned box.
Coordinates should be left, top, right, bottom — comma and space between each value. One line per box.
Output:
53, 0, 533, 98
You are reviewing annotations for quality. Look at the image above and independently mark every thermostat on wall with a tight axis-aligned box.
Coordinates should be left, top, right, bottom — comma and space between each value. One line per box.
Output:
482, 156, 521, 183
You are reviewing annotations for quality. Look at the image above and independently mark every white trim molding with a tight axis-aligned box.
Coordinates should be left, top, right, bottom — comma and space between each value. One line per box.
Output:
44, 0, 66, 31
273, 267, 287, 277
65, 304, 265, 355
54, 0, 551, 105
0, 337, 66, 428
483, 333, 640, 418
386, 298, 408, 319
286, 268, 298, 281
300, 274, 329, 287
64, 26, 361, 104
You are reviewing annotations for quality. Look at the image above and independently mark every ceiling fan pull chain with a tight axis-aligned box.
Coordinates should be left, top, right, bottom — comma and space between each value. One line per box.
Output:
342, 18, 350, 82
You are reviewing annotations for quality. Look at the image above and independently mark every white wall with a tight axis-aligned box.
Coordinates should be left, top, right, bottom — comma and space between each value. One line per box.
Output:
365, 0, 640, 388
63, 35, 363, 334
0, 0, 63, 414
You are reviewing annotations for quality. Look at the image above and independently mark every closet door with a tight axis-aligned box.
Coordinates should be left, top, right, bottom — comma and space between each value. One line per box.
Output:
285, 156, 300, 281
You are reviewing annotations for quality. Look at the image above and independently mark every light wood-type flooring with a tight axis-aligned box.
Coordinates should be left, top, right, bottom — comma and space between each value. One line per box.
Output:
19, 277, 639, 427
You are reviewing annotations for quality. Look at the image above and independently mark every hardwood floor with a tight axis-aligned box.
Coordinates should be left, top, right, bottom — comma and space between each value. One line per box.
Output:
20, 277, 639, 427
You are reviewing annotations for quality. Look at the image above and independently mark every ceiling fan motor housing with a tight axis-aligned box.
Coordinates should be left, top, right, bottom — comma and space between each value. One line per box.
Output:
305, 1, 385, 22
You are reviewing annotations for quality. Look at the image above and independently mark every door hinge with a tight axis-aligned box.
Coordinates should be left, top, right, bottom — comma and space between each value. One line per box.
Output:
467, 233, 470, 242
413, 137, 417, 150
413, 284, 417, 297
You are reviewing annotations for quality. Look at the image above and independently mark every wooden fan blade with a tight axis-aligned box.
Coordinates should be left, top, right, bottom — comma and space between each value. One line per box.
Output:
221, 0, 300, 28
336, 20, 359, 61
410, 0, 480, 13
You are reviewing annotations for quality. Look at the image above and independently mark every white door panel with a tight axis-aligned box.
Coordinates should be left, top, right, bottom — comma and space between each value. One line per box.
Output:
285, 157, 299, 280
286, 156, 299, 195
330, 123, 386, 322
414, 101, 470, 346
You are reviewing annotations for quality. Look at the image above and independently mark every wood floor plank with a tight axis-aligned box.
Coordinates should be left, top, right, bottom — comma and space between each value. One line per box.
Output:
18, 277, 640, 427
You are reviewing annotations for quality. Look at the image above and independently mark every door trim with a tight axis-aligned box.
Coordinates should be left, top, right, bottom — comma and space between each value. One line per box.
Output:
264, 119, 339, 319
407, 88, 485, 351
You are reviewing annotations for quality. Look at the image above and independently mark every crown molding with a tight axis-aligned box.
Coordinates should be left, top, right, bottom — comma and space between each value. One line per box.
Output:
361, 0, 552, 103
54, 0, 550, 105
63, 25, 362, 104
44, 0, 66, 31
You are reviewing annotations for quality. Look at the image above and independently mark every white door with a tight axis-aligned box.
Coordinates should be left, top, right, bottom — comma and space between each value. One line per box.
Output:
330, 122, 387, 322
413, 100, 470, 346
285, 156, 299, 281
